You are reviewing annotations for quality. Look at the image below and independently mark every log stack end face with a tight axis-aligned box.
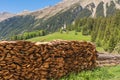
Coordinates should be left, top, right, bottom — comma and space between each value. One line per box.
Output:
0, 40, 97, 80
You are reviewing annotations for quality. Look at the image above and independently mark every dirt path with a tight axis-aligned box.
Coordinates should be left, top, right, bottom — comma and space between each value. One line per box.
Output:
97, 53, 120, 67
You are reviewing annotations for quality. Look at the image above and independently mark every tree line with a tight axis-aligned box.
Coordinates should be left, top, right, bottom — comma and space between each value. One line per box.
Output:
10, 30, 46, 40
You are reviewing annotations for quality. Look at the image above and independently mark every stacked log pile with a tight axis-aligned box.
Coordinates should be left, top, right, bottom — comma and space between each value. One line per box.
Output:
0, 40, 97, 80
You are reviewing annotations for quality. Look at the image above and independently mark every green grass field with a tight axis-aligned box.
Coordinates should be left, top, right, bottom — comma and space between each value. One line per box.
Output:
28, 31, 91, 42
28, 31, 104, 52
61, 65, 120, 80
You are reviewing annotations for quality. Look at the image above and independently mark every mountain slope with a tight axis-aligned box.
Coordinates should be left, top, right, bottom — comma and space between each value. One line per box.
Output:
0, 0, 120, 40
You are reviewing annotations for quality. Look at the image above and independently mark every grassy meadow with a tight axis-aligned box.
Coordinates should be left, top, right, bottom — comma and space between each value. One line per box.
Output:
28, 31, 91, 42
28, 31, 104, 52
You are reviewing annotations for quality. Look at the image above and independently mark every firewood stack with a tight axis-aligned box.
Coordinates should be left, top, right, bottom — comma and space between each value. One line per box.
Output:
0, 40, 97, 80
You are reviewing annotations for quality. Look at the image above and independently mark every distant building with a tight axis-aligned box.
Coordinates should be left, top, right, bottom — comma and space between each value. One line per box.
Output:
61, 24, 67, 32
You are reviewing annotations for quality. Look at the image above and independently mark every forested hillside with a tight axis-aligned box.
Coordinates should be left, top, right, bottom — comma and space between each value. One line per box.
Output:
0, 5, 84, 39
69, 10, 120, 53
0, 15, 36, 39
0, 0, 119, 40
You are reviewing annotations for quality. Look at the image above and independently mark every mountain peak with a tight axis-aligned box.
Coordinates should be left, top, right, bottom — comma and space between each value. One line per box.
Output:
0, 12, 16, 22
17, 10, 31, 15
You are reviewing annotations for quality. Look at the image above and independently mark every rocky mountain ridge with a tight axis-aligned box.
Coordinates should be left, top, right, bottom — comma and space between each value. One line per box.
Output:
1, 0, 120, 21
27, 0, 120, 18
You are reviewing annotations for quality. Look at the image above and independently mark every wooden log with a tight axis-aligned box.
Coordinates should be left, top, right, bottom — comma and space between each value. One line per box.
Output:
97, 53, 120, 67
